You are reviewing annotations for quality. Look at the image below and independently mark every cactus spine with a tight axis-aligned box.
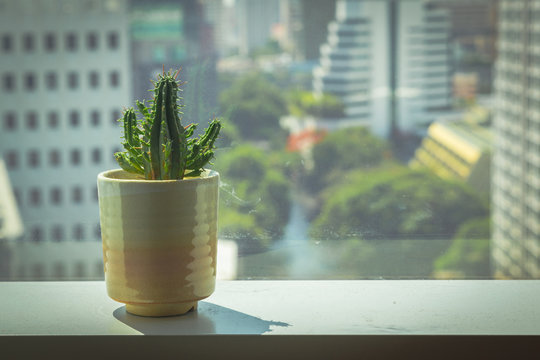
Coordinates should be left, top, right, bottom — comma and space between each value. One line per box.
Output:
115, 69, 221, 180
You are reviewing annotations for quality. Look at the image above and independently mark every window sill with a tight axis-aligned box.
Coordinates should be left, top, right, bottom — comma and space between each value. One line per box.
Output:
1, 280, 539, 358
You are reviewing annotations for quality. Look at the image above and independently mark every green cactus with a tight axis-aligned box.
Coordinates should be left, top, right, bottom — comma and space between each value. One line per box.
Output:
114, 68, 221, 180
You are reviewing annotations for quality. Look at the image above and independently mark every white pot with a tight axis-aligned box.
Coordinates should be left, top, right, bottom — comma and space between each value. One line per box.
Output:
97, 169, 219, 316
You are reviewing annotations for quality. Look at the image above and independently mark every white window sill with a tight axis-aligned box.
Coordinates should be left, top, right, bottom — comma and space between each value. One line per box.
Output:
1, 280, 539, 358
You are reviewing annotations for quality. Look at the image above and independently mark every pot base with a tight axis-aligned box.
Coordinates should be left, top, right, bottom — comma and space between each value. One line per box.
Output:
126, 301, 198, 317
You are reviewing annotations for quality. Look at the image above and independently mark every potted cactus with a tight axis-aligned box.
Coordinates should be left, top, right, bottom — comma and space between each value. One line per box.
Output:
97, 68, 221, 317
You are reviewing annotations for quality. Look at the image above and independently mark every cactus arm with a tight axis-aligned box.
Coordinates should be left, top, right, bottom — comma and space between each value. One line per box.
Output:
164, 81, 183, 179
115, 152, 144, 175
150, 80, 165, 179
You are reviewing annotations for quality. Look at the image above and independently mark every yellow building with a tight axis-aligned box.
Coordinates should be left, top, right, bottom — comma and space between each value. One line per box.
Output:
410, 106, 492, 195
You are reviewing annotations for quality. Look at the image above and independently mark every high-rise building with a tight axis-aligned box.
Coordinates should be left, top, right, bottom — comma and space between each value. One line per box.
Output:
235, 0, 280, 56
430, 0, 498, 94
0, 0, 131, 276
491, 0, 540, 278
313, 0, 452, 138
280, 0, 337, 61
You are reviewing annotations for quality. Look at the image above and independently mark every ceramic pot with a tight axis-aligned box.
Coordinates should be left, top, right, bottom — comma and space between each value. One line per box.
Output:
97, 169, 219, 317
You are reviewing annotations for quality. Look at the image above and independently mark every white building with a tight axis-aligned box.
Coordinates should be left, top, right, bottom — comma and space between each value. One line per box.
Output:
0, 0, 131, 278
492, 0, 540, 278
313, 0, 452, 138
235, 0, 281, 56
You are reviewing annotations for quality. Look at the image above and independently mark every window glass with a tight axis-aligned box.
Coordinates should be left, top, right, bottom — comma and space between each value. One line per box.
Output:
24, 72, 37, 91
65, 32, 77, 51
0, 0, 532, 282
3, 112, 17, 131
87, 32, 98, 50
22, 33, 34, 52
1, 33, 13, 52
44, 32, 56, 52
25, 112, 38, 130
3, 73, 15, 92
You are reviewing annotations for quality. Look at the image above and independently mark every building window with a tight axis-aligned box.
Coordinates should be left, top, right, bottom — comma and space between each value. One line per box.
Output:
47, 111, 59, 129
91, 148, 102, 164
73, 225, 85, 241
67, 72, 79, 89
29, 226, 44, 243
89, 71, 99, 88
24, 72, 37, 91
69, 110, 80, 127
5, 151, 18, 170
2, 73, 15, 92
109, 71, 120, 88
1, 33, 13, 52
50, 187, 62, 205
26, 112, 38, 130
49, 150, 61, 167
107, 31, 119, 49
90, 110, 100, 126
44, 32, 56, 52
87, 32, 98, 50
28, 150, 40, 168
72, 186, 83, 203
45, 72, 58, 90
111, 109, 120, 126
29, 188, 41, 206
3, 112, 17, 131
51, 225, 64, 242
23, 33, 35, 52
65, 32, 77, 51
70, 149, 81, 165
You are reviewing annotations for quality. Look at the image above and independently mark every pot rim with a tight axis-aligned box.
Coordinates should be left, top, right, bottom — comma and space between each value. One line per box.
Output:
98, 168, 219, 184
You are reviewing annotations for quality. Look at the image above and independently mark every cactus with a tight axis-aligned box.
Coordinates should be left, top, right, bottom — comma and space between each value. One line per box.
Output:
114, 68, 221, 180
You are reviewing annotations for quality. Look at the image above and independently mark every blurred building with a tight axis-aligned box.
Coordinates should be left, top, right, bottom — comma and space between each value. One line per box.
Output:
235, 0, 280, 56
0, 159, 23, 241
280, 0, 337, 61
410, 106, 492, 195
313, 0, 453, 138
0, 159, 23, 279
129, 0, 218, 128
491, 0, 540, 278
0, 0, 131, 277
453, 72, 478, 103
430, 0, 498, 94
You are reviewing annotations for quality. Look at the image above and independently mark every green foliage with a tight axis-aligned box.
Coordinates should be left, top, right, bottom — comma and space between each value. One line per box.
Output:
215, 145, 292, 253
288, 91, 345, 119
250, 39, 282, 58
219, 73, 287, 139
214, 118, 240, 149
307, 127, 389, 191
433, 217, 491, 278
310, 166, 489, 241
115, 69, 221, 180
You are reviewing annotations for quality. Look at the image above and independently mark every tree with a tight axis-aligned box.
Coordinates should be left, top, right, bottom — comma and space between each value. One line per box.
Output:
219, 73, 287, 140
288, 91, 345, 119
215, 145, 292, 253
310, 167, 489, 242
306, 127, 389, 191
433, 217, 491, 278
